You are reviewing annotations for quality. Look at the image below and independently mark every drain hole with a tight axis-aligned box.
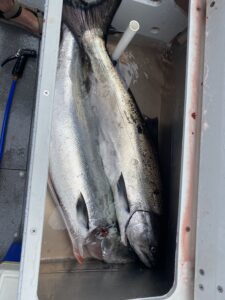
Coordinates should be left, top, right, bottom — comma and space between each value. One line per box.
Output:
150, 27, 160, 34
148, 0, 162, 7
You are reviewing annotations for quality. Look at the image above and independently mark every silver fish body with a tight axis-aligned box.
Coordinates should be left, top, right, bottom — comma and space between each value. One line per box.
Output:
80, 30, 163, 267
49, 26, 133, 264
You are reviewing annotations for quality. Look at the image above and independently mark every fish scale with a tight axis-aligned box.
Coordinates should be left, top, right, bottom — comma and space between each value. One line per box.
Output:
83, 32, 162, 214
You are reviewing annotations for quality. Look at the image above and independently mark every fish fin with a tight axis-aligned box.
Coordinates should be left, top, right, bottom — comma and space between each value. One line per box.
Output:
117, 174, 130, 214
113, 174, 130, 246
63, 0, 122, 43
76, 193, 90, 231
48, 176, 69, 221
48, 176, 88, 261
48, 175, 59, 205
73, 251, 85, 264
144, 116, 159, 150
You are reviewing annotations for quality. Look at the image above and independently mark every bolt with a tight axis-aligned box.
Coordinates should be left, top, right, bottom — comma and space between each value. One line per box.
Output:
30, 227, 37, 234
43, 90, 50, 96
199, 269, 205, 276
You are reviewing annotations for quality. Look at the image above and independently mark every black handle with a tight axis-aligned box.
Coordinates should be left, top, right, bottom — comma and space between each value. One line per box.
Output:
1, 49, 37, 78
12, 55, 28, 78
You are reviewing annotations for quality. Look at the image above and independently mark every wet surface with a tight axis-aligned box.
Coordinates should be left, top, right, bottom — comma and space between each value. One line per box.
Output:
0, 22, 39, 259
39, 263, 170, 300
38, 32, 187, 299
0, 169, 26, 259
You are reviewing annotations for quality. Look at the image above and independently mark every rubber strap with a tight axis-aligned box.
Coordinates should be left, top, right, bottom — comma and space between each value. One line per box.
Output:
3, 1, 22, 20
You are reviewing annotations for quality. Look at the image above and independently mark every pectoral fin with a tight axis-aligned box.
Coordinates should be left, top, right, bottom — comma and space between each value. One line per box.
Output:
76, 193, 89, 231
113, 173, 130, 246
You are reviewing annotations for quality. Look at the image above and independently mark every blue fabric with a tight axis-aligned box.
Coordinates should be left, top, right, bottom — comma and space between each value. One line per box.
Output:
0, 79, 17, 162
3, 241, 22, 262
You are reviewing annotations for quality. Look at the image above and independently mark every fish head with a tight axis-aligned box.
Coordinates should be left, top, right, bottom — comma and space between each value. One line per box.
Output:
85, 225, 136, 264
84, 224, 121, 261
74, 194, 108, 261
126, 211, 160, 268
101, 227, 136, 264
84, 226, 110, 261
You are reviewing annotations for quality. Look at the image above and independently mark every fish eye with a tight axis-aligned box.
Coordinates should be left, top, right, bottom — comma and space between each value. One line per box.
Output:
151, 246, 157, 254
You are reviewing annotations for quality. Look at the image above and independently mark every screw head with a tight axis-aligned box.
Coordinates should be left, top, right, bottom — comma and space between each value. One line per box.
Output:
43, 90, 50, 96
30, 227, 37, 234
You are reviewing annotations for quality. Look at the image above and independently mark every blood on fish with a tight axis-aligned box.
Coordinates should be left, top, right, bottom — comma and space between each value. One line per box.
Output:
99, 228, 109, 237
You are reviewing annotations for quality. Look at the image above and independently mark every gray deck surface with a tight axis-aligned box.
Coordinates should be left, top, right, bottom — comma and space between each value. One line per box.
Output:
0, 22, 39, 259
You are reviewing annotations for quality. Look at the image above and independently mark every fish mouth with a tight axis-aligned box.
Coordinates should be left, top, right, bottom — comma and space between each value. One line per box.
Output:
135, 249, 157, 268
125, 211, 160, 267
86, 241, 103, 261
131, 242, 158, 268
84, 226, 110, 261
84, 226, 135, 264
101, 235, 136, 264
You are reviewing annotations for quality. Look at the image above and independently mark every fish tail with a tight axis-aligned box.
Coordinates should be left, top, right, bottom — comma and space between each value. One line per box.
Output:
63, 0, 122, 42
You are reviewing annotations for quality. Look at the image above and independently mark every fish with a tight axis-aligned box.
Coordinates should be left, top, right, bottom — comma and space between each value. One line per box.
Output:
49, 25, 134, 264
63, 0, 163, 267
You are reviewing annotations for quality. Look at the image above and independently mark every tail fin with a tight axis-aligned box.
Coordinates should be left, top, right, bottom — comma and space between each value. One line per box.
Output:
63, 0, 121, 42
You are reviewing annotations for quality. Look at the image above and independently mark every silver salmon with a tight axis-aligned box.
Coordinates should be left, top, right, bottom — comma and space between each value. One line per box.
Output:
49, 25, 133, 264
63, 0, 163, 267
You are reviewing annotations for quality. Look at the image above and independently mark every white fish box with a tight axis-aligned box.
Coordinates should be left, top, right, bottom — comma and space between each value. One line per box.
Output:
0, 0, 223, 300
112, 0, 187, 42
0, 263, 19, 300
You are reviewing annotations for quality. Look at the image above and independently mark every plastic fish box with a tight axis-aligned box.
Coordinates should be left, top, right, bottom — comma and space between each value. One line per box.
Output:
12, 0, 207, 299
0, 263, 19, 300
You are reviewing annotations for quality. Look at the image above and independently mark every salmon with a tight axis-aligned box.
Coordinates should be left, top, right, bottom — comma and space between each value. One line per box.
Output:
62, 0, 163, 267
